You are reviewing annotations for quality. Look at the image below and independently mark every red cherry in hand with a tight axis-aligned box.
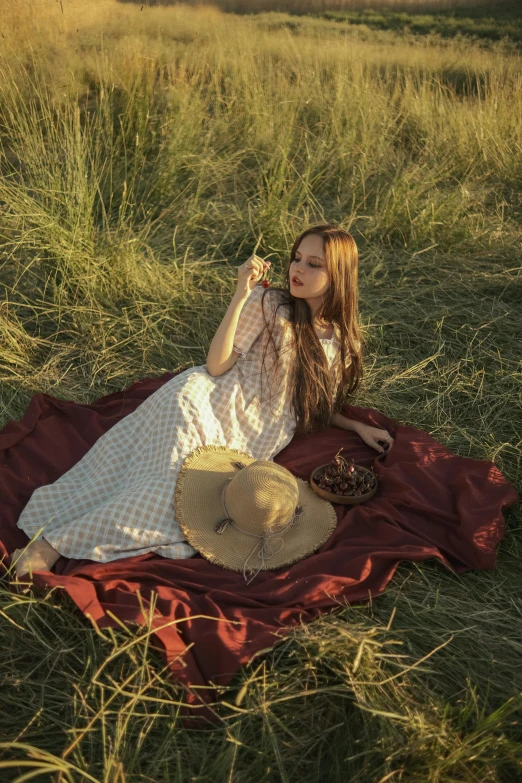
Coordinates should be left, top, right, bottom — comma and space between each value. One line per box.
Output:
261, 280, 270, 288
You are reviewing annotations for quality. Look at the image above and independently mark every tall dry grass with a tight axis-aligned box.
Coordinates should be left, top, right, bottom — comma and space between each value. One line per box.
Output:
0, 1, 521, 780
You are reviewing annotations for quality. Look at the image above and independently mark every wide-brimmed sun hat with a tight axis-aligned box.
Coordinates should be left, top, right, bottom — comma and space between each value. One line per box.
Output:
174, 444, 338, 584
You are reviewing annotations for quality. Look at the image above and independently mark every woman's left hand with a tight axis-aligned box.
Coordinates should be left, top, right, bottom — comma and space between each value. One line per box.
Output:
355, 423, 394, 454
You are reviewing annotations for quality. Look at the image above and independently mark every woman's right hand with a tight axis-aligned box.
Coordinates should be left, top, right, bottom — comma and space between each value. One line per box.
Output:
235, 254, 271, 298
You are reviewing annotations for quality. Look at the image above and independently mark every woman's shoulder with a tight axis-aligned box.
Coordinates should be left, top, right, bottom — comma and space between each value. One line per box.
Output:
332, 324, 361, 349
249, 285, 292, 321
267, 286, 292, 315
331, 328, 362, 368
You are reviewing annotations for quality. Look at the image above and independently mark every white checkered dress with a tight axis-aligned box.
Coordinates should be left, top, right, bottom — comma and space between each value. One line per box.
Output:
16, 285, 343, 563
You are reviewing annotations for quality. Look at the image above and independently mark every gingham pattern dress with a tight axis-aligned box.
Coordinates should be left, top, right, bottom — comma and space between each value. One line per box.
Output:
16, 285, 343, 563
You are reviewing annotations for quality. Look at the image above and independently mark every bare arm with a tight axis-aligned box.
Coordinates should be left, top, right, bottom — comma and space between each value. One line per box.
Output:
205, 292, 250, 377
206, 252, 269, 377
331, 412, 362, 433
333, 412, 395, 453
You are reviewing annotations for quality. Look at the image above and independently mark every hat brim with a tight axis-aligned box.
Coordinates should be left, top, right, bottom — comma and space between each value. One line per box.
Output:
174, 445, 338, 574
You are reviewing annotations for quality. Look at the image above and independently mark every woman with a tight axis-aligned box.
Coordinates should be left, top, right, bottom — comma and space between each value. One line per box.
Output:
11, 223, 393, 581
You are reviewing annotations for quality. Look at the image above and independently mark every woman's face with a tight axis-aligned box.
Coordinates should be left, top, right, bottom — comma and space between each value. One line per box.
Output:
289, 234, 330, 308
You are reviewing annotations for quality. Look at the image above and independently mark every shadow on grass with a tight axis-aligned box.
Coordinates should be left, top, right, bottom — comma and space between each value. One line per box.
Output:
117, 0, 522, 46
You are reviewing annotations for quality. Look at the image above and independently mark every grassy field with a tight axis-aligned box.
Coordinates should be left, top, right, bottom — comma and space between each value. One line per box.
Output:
137, 0, 519, 14
313, 6, 522, 46
1, 0, 521, 780
137, 0, 522, 46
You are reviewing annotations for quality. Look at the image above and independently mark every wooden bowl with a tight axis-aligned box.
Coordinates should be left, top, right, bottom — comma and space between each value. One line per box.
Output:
310, 463, 378, 505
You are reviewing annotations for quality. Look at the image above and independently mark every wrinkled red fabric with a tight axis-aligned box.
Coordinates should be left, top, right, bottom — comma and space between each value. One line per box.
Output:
1, 371, 519, 722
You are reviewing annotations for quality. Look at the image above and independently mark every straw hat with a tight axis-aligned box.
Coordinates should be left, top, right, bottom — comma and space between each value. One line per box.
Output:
174, 444, 338, 584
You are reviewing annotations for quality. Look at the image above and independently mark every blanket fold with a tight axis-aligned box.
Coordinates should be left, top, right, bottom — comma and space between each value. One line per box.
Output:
1, 371, 519, 716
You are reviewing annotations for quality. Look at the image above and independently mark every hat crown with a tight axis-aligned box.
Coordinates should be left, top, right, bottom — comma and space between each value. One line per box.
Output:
225, 461, 299, 536
174, 444, 338, 582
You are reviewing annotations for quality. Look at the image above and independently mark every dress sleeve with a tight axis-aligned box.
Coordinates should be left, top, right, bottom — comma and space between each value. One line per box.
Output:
232, 285, 276, 358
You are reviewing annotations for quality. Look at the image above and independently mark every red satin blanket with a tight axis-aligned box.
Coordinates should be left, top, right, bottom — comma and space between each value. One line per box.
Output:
1, 371, 519, 719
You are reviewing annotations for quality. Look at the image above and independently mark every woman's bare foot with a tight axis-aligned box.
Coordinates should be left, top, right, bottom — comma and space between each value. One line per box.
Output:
10, 538, 61, 591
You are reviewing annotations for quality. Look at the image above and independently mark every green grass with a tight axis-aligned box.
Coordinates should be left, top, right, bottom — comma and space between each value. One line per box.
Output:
151, 0, 522, 47
1, 0, 521, 780
316, 7, 522, 45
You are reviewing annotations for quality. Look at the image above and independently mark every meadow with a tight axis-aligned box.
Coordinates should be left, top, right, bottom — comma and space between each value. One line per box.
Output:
141, 0, 522, 47
0, 0, 521, 780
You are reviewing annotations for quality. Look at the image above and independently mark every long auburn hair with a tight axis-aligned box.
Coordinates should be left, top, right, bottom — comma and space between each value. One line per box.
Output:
257, 223, 364, 437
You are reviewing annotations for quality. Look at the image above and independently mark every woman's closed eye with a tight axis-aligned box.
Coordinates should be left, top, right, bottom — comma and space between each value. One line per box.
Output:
294, 259, 319, 268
